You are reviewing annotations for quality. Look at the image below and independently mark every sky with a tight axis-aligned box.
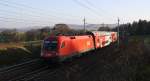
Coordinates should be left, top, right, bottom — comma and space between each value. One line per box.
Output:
0, 0, 150, 28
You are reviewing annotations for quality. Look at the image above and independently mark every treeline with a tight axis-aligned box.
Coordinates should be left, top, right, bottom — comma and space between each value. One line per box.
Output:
0, 24, 85, 43
0, 27, 50, 42
113, 20, 150, 36
1, 20, 150, 42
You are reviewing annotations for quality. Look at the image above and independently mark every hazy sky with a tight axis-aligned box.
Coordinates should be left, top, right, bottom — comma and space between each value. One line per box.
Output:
0, 0, 150, 28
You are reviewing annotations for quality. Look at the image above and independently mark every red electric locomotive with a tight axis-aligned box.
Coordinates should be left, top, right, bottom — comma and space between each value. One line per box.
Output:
41, 31, 117, 62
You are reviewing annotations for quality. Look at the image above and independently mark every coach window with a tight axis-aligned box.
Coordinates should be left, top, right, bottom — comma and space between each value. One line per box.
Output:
61, 42, 65, 48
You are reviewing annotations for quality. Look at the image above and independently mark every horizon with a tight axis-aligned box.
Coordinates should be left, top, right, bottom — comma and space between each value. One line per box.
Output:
0, 23, 118, 32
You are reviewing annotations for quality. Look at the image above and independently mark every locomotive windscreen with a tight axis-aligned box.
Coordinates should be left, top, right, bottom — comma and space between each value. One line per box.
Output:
43, 40, 57, 51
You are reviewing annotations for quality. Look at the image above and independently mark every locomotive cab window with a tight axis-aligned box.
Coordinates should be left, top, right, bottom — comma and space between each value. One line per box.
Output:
61, 42, 65, 48
43, 40, 57, 51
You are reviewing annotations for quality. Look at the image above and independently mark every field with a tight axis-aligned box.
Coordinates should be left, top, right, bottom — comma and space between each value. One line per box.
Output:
0, 41, 41, 68
0, 43, 23, 49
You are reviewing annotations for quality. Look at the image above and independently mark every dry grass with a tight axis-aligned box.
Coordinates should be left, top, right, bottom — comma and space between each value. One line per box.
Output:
0, 42, 41, 68
0, 43, 24, 49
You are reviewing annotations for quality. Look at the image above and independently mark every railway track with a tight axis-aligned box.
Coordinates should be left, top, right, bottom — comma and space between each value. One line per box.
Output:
24, 62, 76, 81
25, 50, 102, 80
0, 58, 73, 81
0, 59, 39, 73
0, 57, 77, 81
22, 65, 64, 81
0, 45, 114, 81
9, 66, 50, 81
7, 61, 73, 81
29, 48, 108, 81
4, 61, 80, 81
22, 54, 102, 81
30, 61, 98, 81
0, 58, 46, 81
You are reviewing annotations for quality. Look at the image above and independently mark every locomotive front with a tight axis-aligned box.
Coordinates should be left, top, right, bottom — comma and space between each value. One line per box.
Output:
41, 37, 58, 59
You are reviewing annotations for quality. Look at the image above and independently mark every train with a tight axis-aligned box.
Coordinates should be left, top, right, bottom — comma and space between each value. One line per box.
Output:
41, 31, 117, 62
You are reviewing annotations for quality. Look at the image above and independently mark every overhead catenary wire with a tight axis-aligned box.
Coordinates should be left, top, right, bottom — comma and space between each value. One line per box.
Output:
72, 0, 102, 17
0, 8, 97, 25
0, 0, 84, 27
0, 9, 70, 24
0, 0, 82, 18
0, 8, 65, 23
0, 3, 79, 22
0, 0, 81, 21
83, 0, 116, 19
72, 0, 115, 21
0, 9, 59, 21
0, 0, 107, 25
0, 0, 120, 29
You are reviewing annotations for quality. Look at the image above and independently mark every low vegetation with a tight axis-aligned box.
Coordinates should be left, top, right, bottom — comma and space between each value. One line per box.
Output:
0, 42, 41, 68
119, 37, 150, 81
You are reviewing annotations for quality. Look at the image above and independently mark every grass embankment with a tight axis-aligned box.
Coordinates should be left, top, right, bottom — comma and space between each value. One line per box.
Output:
0, 42, 41, 68
128, 35, 150, 81
116, 35, 150, 81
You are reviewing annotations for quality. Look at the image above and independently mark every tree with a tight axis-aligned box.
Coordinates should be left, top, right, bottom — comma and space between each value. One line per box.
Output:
38, 26, 51, 39
0, 29, 17, 42
52, 24, 71, 35
25, 29, 40, 41
113, 19, 150, 36
98, 26, 111, 31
